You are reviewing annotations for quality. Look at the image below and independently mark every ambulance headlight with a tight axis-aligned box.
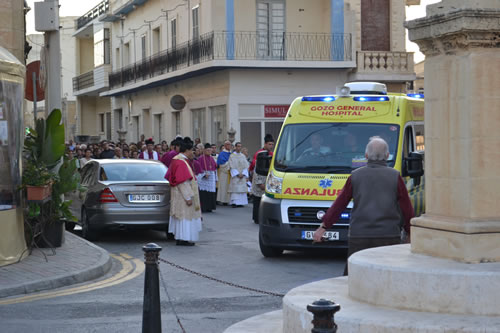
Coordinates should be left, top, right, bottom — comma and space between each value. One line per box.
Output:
338, 86, 350, 97
266, 171, 283, 194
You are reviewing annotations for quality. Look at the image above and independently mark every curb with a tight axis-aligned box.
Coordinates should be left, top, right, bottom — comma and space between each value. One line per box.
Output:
0, 232, 112, 298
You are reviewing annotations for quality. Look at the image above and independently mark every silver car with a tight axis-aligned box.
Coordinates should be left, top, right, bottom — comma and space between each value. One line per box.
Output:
69, 159, 170, 241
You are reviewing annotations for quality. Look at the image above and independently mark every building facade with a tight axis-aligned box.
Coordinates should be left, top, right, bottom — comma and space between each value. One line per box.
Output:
72, 0, 112, 143
73, 0, 417, 154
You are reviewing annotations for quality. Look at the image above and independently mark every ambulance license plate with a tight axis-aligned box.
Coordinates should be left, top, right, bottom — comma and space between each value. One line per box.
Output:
301, 230, 339, 241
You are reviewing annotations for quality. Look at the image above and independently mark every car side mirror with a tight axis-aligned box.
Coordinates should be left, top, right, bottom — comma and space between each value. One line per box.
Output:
404, 152, 424, 186
255, 151, 272, 176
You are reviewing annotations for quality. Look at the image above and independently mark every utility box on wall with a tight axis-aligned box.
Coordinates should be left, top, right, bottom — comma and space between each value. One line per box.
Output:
34, 1, 59, 32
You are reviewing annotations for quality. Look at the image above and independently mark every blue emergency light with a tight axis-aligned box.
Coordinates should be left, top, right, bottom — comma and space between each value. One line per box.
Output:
407, 93, 424, 99
353, 96, 390, 102
341, 213, 350, 219
302, 96, 336, 102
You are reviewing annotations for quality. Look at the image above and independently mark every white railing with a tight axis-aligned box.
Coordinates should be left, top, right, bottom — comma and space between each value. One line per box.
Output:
356, 51, 414, 74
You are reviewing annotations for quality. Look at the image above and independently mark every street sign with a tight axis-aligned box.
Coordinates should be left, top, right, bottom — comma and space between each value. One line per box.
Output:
25, 60, 45, 102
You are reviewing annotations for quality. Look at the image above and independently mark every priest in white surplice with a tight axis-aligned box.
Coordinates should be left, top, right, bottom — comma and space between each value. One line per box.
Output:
228, 142, 250, 207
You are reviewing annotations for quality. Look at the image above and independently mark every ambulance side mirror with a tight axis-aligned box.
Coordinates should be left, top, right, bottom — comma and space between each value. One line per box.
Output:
255, 151, 272, 176
404, 152, 424, 186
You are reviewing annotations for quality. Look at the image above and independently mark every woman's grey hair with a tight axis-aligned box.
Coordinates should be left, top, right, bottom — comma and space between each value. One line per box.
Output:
365, 136, 389, 161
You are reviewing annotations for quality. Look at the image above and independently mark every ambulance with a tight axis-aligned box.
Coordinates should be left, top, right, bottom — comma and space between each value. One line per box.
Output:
258, 82, 425, 257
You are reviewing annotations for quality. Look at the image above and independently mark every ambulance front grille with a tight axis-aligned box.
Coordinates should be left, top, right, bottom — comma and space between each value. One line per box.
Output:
287, 207, 351, 224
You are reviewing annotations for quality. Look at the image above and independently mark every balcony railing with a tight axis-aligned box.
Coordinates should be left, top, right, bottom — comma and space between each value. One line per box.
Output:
73, 71, 94, 92
356, 51, 414, 74
73, 65, 111, 93
109, 31, 352, 89
77, 0, 109, 30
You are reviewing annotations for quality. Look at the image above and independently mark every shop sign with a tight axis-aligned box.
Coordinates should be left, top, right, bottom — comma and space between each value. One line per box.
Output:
264, 105, 289, 118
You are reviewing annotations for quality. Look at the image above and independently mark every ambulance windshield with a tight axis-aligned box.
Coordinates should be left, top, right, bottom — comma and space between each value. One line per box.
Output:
274, 123, 399, 173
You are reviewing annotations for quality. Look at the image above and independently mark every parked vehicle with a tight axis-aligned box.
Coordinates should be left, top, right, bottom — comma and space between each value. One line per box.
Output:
69, 159, 170, 241
259, 82, 425, 257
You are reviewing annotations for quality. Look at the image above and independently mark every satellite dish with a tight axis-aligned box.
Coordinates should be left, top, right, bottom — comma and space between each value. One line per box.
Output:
170, 95, 186, 110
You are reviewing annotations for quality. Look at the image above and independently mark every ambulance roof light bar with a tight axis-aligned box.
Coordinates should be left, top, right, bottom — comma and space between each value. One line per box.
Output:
302, 96, 336, 102
407, 93, 424, 99
344, 82, 387, 95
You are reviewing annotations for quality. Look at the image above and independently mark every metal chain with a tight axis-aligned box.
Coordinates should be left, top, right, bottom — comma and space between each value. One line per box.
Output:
158, 266, 187, 333
158, 257, 285, 298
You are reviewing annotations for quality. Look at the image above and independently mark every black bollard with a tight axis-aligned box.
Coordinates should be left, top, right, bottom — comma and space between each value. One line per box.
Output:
307, 298, 341, 333
142, 243, 162, 333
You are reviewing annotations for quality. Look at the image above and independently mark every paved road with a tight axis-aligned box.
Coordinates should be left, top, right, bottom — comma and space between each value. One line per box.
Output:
0, 204, 346, 333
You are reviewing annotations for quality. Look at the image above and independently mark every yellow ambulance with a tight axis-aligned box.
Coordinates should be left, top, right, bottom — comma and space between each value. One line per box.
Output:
258, 82, 425, 257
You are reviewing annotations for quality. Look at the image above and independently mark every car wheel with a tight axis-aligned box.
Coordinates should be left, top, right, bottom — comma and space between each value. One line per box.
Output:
259, 231, 283, 257
65, 222, 76, 231
81, 208, 99, 241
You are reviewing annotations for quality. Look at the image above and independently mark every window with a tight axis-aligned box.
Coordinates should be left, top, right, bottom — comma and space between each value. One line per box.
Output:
115, 47, 120, 69
192, 6, 200, 39
99, 113, 104, 133
256, 1, 285, 59
123, 42, 130, 66
141, 34, 147, 60
403, 125, 414, 159
171, 18, 177, 48
117, 109, 123, 130
174, 112, 181, 136
414, 124, 425, 152
191, 108, 205, 142
94, 28, 110, 67
80, 163, 96, 186
0, 79, 23, 210
100, 163, 167, 181
142, 108, 151, 138
274, 123, 400, 173
210, 105, 227, 148
106, 112, 111, 140
132, 116, 140, 141
152, 27, 161, 54
154, 113, 163, 141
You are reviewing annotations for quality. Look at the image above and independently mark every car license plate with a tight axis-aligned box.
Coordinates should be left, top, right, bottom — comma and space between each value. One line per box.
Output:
301, 230, 339, 241
128, 194, 161, 203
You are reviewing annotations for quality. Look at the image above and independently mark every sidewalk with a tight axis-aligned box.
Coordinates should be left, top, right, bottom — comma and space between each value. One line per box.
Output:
0, 232, 111, 298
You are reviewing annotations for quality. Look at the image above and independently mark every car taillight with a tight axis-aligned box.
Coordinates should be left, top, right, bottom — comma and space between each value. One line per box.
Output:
99, 188, 118, 203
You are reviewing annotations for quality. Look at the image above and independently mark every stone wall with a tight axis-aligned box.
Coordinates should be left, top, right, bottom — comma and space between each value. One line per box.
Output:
0, 0, 25, 63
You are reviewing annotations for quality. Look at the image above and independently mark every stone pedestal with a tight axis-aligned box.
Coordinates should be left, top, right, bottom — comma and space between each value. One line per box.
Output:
406, 0, 500, 263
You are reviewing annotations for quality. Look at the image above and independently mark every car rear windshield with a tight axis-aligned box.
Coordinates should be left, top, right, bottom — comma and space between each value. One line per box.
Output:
274, 123, 400, 173
99, 163, 167, 181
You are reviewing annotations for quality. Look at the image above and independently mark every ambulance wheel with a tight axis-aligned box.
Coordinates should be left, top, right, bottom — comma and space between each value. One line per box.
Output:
259, 232, 283, 257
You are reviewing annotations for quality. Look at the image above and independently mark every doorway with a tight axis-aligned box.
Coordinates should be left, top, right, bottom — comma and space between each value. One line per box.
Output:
256, 0, 285, 59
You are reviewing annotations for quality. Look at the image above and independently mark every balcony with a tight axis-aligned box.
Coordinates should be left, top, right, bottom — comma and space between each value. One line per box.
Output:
350, 51, 416, 82
108, 31, 353, 91
73, 65, 112, 96
76, 0, 109, 30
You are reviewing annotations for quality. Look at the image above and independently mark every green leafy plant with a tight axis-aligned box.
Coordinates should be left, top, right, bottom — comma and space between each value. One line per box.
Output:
24, 109, 65, 168
23, 109, 79, 224
21, 162, 53, 187
50, 156, 80, 222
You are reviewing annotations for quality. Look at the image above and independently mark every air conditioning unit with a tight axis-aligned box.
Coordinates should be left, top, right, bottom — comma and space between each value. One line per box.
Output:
34, 1, 59, 32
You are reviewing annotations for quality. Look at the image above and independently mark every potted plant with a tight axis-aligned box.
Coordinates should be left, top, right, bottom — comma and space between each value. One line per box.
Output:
22, 109, 79, 248
22, 162, 53, 201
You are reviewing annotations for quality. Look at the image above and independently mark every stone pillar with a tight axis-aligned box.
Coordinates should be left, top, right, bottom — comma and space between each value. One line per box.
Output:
406, 0, 500, 263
